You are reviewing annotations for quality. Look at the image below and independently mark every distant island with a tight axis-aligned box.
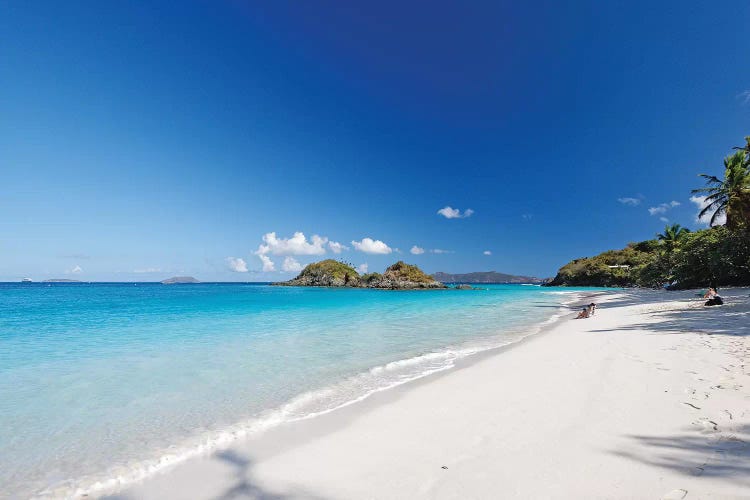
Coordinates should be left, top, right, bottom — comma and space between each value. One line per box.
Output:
160, 276, 201, 284
432, 271, 543, 284
275, 260, 446, 289
43, 279, 82, 283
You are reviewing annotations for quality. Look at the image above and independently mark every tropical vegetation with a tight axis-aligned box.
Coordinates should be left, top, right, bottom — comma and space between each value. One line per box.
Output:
547, 136, 750, 289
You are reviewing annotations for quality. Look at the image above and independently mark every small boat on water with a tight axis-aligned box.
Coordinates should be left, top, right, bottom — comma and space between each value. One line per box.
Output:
21, 278, 33, 283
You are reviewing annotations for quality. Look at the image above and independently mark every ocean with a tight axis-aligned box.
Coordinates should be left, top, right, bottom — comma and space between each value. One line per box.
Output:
0, 282, 589, 498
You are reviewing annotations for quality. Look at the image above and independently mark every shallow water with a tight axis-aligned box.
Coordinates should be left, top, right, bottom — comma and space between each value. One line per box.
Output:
0, 282, 594, 497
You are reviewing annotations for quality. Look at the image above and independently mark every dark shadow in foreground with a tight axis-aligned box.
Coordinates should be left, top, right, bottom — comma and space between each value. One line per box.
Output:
611, 425, 750, 487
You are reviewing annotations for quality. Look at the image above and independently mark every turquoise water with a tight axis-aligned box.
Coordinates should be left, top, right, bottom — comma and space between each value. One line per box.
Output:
0, 283, 588, 498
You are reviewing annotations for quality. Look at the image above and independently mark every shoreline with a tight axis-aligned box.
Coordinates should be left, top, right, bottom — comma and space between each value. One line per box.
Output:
117, 287, 750, 499
37, 289, 589, 499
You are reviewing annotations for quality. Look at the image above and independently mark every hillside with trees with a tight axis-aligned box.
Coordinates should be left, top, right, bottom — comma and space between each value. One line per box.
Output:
547, 137, 750, 289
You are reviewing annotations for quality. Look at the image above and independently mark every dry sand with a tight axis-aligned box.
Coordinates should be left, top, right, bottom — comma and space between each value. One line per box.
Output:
113, 288, 750, 500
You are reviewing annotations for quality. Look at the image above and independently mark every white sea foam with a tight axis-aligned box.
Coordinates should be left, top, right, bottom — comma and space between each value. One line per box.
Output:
34, 295, 586, 499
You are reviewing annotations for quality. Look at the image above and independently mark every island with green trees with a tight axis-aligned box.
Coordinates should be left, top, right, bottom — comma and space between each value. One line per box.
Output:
274, 260, 446, 289
546, 136, 750, 289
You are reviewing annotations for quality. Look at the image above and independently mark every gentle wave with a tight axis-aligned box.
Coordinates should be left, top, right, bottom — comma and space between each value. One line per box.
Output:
35, 293, 584, 499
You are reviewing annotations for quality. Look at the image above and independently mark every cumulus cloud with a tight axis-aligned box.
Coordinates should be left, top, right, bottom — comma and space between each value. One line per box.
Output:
648, 201, 681, 216
255, 232, 327, 256
282, 256, 303, 272
328, 241, 348, 254
690, 195, 727, 226
483, 250, 492, 255
226, 257, 248, 273
356, 263, 368, 274
258, 254, 275, 272
66, 265, 83, 274
410, 245, 425, 255
352, 238, 392, 254
618, 197, 641, 206
437, 206, 474, 219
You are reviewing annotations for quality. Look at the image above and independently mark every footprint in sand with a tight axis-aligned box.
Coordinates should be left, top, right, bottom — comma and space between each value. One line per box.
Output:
662, 488, 688, 499
692, 417, 718, 433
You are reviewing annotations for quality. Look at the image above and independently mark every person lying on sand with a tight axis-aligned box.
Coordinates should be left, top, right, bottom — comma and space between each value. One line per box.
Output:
575, 307, 590, 319
704, 287, 724, 306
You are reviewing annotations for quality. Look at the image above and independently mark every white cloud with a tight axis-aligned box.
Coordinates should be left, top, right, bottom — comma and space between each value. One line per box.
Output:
282, 256, 303, 272
258, 254, 275, 272
67, 265, 82, 274
648, 206, 667, 215
133, 267, 162, 273
430, 249, 454, 254
410, 245, 425, 255
328, 241, 348, 254
356, 263, 369, 274
351, 237, 392, 254
255, 232, 327, 256
690, 195, 727, 226
659, 217, 669, 223
618, 197, 641, 206
437, 206, 474, 219
739, 90, 750, 105
521, 213, 533, 220
648, 201, 681, 216
226, 257, 248, 273
483, 250, 492, 255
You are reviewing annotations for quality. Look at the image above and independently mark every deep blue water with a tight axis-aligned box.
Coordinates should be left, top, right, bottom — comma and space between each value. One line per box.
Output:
0, 282, 588, 497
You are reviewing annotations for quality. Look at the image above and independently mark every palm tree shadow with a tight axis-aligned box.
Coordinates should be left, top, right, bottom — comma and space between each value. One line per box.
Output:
610, 425, 750, 487
589, 290, 750, 338
213, 449, 328, 500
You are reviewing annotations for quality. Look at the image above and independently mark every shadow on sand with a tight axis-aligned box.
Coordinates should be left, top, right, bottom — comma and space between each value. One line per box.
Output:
612, 425, 750, 487
103, 449, 328, 500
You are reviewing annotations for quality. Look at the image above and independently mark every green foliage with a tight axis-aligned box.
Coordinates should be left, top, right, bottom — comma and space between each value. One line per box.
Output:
298, 259, 359, 280
383, 261, 435, 283
670, 227, 750, 288
548, 243, 657, 287
549, 227, 750, 289
693, 150, 750, 229
360, 272, 383, 284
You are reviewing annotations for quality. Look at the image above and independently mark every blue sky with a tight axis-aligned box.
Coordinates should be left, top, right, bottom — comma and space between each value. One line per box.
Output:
2, 1, 749, 281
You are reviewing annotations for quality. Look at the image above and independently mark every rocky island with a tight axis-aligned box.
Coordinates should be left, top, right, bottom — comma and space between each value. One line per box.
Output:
274, 260, 446, 289
160, 276, 201, 284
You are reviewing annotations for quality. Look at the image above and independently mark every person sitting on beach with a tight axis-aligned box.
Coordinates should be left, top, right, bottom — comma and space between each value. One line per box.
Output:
704, 287, 724, 306
575, 307, 590, 319
588, 303, 597, 316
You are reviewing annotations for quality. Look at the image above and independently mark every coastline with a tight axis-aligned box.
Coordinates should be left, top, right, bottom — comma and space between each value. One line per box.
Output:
33, 288, 587, 499
115, 287, 750, 499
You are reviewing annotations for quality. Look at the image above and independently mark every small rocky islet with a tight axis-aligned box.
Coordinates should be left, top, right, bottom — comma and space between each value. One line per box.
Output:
274, 259, 447, 289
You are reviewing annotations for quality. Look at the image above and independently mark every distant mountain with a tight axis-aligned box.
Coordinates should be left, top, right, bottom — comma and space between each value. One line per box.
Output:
160, 276, 200, 284
431, 271, 543, 284
42, 279, 82, 282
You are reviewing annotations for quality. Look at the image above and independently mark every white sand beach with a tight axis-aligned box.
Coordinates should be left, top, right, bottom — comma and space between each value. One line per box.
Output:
114, 288, 750, 500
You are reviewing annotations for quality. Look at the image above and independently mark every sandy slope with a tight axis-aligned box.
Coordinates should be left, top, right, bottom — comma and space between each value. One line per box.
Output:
113, 288, 750, 500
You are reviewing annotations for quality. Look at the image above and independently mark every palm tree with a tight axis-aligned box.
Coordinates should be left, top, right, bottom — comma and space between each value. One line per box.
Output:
657, 223, 690, 247
731, 136, 750, 156
692, 151, 750, 229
